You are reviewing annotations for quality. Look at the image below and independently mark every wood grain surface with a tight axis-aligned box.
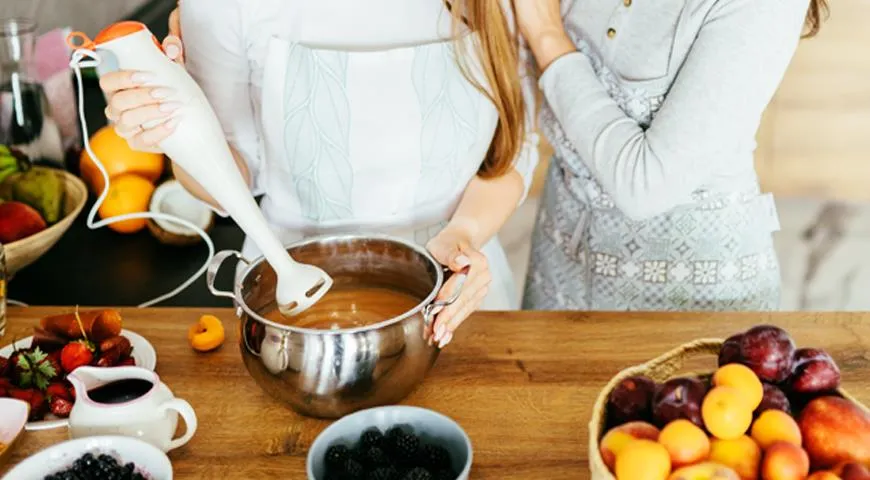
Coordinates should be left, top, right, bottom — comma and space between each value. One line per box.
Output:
2, 308, 869, 479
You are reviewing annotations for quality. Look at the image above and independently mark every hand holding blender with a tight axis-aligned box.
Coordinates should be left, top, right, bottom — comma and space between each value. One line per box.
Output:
66, 22, 333, 315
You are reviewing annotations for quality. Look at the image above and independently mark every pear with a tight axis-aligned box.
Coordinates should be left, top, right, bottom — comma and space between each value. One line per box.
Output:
1, 166, 65, 224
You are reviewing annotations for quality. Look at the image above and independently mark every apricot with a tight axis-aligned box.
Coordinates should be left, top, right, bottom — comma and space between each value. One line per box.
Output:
660, 419, 711, 467
807, 472, 843, 480
599, 421, 661, 472
714, 363, 764, 410
188, 314, 226, 352
709, 436, 762, 480
703, 387, 754, 440
760, 442, 810, 480
750, 409, 802, 449
615, 439, 671, 480
668, 462, 741, 480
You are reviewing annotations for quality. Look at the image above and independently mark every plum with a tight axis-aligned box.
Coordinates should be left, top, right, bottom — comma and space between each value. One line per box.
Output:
652, 377, 707, 429
787, 348, 841, 394
606, 375, 658, 424
738, 325, 795, 384
718, 333, 744, 366
755, 382, 791, 417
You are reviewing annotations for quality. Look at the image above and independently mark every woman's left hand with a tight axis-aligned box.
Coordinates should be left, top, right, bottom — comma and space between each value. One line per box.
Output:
425, 225, 491, 348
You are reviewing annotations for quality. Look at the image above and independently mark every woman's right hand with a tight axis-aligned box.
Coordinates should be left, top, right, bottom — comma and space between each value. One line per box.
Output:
99, 5, 185, 153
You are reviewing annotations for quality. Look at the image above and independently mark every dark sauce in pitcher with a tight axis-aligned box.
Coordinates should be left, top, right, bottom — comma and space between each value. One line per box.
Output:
87, 379, 154, 404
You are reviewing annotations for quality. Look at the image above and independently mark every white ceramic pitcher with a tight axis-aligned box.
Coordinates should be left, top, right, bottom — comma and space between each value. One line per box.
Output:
67, 366, 198, 453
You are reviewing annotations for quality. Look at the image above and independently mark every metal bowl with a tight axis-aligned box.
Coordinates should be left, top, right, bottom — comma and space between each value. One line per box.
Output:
306, 405, 472, 480
206, 234, 460, 419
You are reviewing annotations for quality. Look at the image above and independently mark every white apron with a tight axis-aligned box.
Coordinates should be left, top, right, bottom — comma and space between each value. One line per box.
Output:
236, 32, 517, 310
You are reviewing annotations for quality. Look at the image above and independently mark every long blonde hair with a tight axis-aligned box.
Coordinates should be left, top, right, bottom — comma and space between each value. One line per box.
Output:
804, 0, 829, 37
445, 0, 525, 179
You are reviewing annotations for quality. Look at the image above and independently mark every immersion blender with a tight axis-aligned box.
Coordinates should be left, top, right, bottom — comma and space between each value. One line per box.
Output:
66, 22, 332, 315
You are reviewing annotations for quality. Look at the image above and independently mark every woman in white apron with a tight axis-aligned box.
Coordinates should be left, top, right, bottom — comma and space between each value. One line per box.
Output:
99, 0, 540, 347
514, 0, 826, 311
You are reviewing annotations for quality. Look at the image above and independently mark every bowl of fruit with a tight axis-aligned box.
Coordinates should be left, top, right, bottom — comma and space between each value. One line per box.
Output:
0, 146, 88, 277
307, 405, 472, 480
590, 325, 870, 480
0, 435, 172, 480
0, 309, 156, 430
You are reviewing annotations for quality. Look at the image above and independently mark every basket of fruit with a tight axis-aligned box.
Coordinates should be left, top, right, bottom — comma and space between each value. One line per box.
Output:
589, 325, 870, 480
0, 146, 87, 276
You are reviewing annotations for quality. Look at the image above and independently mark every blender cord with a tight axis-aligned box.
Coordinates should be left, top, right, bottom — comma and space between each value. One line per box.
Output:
69, 49, 215, 308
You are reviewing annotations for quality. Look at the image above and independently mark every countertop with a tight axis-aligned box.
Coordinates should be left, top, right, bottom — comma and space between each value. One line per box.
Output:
2, 308, 869, 479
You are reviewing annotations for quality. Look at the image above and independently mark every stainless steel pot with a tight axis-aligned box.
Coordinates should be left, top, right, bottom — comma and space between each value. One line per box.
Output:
205, 233, 461, 419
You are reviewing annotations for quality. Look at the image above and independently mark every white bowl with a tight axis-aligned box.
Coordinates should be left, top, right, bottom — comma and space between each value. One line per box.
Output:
1, 435, 173, 480
0, 399, 28, 468
307, 406, 472, 480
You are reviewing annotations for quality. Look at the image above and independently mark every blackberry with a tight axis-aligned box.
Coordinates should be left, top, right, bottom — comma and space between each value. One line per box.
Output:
325, 444, 352, 471
417, 444, 451, 471
389, 433, 420, 464
366, 465, 399, 480
432, 469, 458, 480
342, 458, 366, 479
385, 426, 406, 440
361, 446, 389, 469
401, 467, 433, 480
360, 427, 385, 449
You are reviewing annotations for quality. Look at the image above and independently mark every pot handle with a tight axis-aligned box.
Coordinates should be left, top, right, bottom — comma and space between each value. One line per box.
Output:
206, 250, 249, 299
422, 267, 467, 328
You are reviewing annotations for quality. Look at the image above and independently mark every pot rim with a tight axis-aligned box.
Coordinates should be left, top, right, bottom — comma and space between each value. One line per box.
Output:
234, 232, 445, 335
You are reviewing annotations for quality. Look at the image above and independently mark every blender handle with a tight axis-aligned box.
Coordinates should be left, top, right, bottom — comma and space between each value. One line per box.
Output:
206, 250, 250, 299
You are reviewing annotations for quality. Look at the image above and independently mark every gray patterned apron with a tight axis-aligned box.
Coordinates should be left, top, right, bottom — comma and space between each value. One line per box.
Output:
522, 41, 782, 311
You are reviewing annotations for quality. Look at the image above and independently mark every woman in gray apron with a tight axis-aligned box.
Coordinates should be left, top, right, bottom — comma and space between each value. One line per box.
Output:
516, 0, 827, 311
97, 0, 541, 347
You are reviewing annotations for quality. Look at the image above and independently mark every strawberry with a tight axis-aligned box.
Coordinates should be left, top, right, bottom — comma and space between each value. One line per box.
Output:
9, 387, 47, 421
116, 357, 136, 367
12, 347, 59, 390
46, 382, 72, 401
49, 397, 73, 418
0, 355, 9, 377
60, 342, 94, 374
0, 377, 12, 397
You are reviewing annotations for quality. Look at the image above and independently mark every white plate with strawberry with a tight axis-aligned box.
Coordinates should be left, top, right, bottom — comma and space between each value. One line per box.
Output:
0, 309, 157, 431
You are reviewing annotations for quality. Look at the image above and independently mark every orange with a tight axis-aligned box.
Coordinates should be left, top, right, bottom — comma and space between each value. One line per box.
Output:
709, 435, 762, 480
750, 409, 802, 449
713, 363, 764, 410
188, 315, 225, 352
659, 419, 711, 468
97, 173, 155, 233
702, 386, 754, 440
615, 439, 671, 480
80, 125, 164, 194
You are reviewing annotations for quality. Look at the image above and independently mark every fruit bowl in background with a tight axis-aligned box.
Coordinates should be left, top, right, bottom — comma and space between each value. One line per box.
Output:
588, 335, 870, 480
4, 168, 87, 276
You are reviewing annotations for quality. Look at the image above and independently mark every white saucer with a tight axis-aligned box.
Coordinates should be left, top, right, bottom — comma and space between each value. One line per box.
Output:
0, 329, 157, 431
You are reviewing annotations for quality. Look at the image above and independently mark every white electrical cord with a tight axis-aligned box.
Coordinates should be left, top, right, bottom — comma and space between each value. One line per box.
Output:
69, 48, 215, 308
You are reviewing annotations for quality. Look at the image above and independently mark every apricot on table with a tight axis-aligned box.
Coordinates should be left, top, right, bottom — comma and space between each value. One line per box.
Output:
713, 363, 764, 410
708, 435, 762, 480
659, 419, 711, 468
615, 439, 671, 480
600, 421, 661, 473
703, 386, 753, 440
750, 409, 802, 449
188, 314, 226, 352
761, 441, 810, 480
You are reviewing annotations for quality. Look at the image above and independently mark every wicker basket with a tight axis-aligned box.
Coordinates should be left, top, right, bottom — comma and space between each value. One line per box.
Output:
587, 338, 870, 480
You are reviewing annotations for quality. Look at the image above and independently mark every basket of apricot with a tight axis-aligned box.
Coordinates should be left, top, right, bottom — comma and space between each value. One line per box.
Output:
589, 324, 870, 480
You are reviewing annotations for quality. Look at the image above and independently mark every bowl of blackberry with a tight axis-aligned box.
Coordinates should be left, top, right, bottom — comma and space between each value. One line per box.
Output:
1, 435, 172, 480
307, 406, 472, 480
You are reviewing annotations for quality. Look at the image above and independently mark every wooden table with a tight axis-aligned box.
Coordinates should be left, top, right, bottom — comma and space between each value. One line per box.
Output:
2, 308, 869, 479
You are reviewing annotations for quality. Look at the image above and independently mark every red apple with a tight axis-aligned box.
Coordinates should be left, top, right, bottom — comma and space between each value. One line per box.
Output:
0, 201, 46, 243
788, 348, 841, 394
718, 333, 744, 366
738, 325, 795, 384
652, 377, 707, 429
606, 375, 658, 425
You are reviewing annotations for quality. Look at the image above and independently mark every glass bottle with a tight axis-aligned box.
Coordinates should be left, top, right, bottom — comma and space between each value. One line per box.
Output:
0, 17, 64, 168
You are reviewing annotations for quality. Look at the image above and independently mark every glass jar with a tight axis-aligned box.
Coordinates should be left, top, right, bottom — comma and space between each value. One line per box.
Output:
0, 17, 64, 168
